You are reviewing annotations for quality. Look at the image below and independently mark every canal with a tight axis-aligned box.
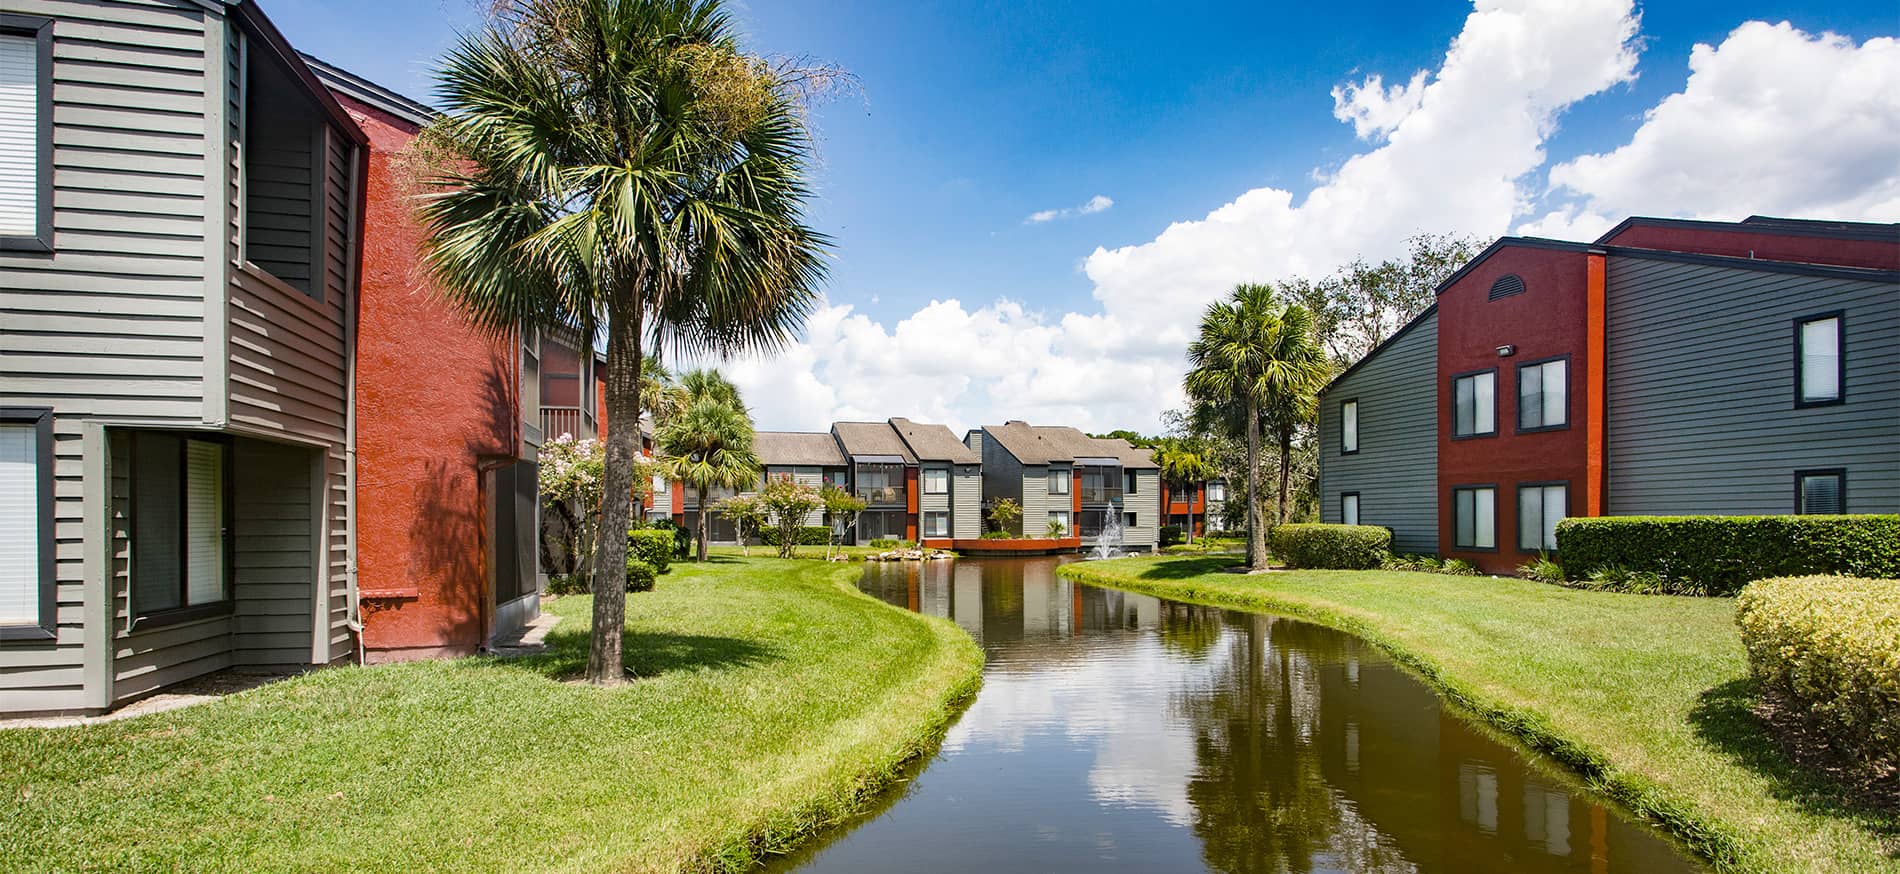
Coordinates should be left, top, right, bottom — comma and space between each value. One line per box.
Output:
769, 556, 1700, 874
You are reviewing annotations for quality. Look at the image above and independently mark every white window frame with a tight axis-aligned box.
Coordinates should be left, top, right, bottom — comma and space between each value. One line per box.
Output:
0, 408, 54, 639
1206, 482, 1224, 502
1516, 483, 1567, 552
0, 15, 52, 252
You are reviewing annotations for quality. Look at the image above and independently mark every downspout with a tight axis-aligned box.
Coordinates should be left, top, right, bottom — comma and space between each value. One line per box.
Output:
343, 139, 366, 664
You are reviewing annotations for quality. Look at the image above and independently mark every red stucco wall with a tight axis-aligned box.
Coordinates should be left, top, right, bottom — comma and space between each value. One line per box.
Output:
344, 94, 517, 661
1602, 224, 1899, 271
1437, 245, 1592, 573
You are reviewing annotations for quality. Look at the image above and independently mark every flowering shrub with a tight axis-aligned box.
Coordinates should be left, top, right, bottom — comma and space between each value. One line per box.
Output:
1737, 575, 1900, 777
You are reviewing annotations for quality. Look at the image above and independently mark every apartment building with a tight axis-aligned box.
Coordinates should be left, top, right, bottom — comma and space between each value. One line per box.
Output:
1317, 216, 1899, 573
969, 422, 1161, 552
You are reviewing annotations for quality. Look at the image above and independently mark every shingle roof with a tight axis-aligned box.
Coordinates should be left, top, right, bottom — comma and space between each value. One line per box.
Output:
753, 431, 846, 467
830, 421, 915, 462
981, 421, 1157, 469
890, 418, 980, 464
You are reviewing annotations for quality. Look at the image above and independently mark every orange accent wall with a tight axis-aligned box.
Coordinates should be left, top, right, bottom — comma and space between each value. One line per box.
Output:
1585, 252, 1606, 516
905, 467, 920, 541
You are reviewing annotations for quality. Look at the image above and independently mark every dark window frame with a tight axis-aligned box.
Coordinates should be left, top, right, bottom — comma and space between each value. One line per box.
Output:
1450, 368, 1498, 441
922, 510, 950, 538
0, 14, 54, 253
1793, 467, 1847, 515
128, 432, 236, 631
1122, 511, 1138, 530
922, 467, 949, 495
0, 408, 56, 641
1124, 470, 1138, 495
1340, 397, 1360, 455
1450, 483, 1498, 552
1340, 491, 1360, 526
1792, 310, 1846, 409
1048, 467, 1071, 496
1514, 354, 1572, 434
1514, 480, 1570, 553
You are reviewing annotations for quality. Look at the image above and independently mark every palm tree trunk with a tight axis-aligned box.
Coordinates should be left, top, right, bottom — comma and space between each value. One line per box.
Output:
696, 484, 710, 563
1277, 427, 1292, 526
585, 304, 641, 685
1246, 395, 1266, 571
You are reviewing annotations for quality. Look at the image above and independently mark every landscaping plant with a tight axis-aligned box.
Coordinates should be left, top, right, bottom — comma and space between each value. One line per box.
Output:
1556, 514, 1900, 596
988, 498, 1022, 536
625, 558, 658, 593
720, 494, 766, 556
758, 477, 824, 559
627, 528, 675, 575
1268, 523, 1390, 569
656, 374, 763, 563
822, 485, 866, 560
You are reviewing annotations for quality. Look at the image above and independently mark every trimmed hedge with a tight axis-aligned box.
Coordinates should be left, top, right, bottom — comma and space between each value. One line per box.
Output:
1269, 524, 1391, 570
1557, 514, 1900, 596
628, 529, 675, 574
759, 525, 831, 547
1736, 576, 1900, 776
625, 557, 657, 593
1159, 525, 1185, 547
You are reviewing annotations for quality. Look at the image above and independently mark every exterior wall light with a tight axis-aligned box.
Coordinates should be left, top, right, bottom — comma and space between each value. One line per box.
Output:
1496, 344, 1516, 357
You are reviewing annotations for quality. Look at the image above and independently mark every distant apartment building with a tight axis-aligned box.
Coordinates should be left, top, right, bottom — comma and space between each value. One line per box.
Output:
1162, 477, 1227, 536
968, 422, 1161, 552
1317, 216, 1899, 574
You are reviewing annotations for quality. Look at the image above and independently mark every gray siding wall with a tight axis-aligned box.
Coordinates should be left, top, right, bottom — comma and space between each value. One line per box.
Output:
230, 439, 316, 666
952, 464, 980, 538
1605, 257, 1900, 514
977, 432, 1023, 533
918, 462, 948, 537
1024, 464, 1058, 533
1317, 310, 1440, 554
1122, 469, 1159, 550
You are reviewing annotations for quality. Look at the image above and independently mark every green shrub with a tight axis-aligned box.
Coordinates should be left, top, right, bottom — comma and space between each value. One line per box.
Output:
1440, 558, 1480, 576
628, 529, 675, 574
1736, 575, 1900, 776
1159, 525, 1185, 547
1381, 553, 1442, 573
1557, 514, 1900, 596
546, 574, 587, 596
979, 531, 1013, 540
1268, 524, 1391, 570
759, 525, 830, 547
1517, 554, 1566, 584
625, 557, 656, 593
867, 538, 915, 549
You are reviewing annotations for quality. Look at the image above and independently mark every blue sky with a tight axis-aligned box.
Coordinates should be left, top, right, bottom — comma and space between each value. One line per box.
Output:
270, 1, 1900, 432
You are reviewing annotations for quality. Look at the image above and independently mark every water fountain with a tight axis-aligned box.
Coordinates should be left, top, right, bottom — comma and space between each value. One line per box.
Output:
1088, 513, 1124, 560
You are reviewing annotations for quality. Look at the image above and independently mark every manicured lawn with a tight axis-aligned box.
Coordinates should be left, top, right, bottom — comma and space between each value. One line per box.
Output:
708, 544, 938, 562
1059, 555, 1898, 874
0, 558, 982, 873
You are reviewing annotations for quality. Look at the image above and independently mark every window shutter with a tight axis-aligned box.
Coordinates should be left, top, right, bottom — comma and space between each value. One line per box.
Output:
0, 423, 38, 624
185, 441, 225, 606
0, 32, 38, 237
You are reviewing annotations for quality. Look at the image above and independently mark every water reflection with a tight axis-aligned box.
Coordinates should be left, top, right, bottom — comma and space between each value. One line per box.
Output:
769, 557, 1699, 873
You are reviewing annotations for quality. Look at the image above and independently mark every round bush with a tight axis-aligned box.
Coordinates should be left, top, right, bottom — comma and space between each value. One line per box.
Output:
1736, 575, 1900, 776
1268, 524, 1391, 570
625, 557, 657, 593
1159, 525, 1185, 547
759, 525, 831, 547
628, 529, 675, 574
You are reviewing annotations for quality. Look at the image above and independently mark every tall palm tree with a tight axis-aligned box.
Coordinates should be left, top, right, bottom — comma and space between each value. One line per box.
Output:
417, 0, 825, 684
1155, 438, 1213, 545
1185, 284, 1330, 571
677, 367, 744, 408
639, 355, 686, 428
655, 396, 761, 562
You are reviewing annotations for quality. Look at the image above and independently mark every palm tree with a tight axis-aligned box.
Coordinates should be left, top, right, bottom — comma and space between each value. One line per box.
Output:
1185, 284, 1330, 571
639, 356, 686, 428
1154, 438, 1213, 545
656, 396, 761, 562
417, 0, 825, 684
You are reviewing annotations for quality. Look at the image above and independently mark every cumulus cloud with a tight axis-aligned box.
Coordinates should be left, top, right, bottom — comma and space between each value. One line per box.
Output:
1026, 194, 1115, 224
1537, 22, 1900, 224
719, 0, 1898, 436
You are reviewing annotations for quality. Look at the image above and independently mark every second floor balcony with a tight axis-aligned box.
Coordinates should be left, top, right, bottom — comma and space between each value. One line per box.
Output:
857, 485, 906, 506
539, 406, 593, 442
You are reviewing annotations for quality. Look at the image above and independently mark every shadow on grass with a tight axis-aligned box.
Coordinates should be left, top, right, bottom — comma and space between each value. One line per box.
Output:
1137, 556, 1237, 580
503, 625, 780, 681
1689, 678, 1899, 855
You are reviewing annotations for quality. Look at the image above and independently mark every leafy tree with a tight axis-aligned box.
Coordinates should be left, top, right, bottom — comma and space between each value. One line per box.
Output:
720, 494, 765, 556
820, 485, 865, 560
538, 434, 605, 583
1186, 285, 1330, 570
656, 396, 762, 563
418, 0, 827, 684
758, 477, 823, 559
1288, 232, 1480, 365
988, 498, 1022, 536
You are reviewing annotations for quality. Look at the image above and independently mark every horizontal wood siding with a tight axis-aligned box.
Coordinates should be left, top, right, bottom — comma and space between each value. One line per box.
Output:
110, 429, 231, 703
1605, 258, 1900, 514
1318, 311, 1439, 553
1023, 464, 1051, 535
232, 439, 314, 665
952, 464, 980, 538
1123, 469, 1159, 550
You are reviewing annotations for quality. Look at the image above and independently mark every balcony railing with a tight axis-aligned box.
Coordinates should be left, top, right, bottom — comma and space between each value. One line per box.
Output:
857, 486, 906, 506
540, 406, 591, 441
1078, 483, 1124, 504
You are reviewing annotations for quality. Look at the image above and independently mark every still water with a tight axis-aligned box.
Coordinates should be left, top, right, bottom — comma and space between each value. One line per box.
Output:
769, 556, 1701, 874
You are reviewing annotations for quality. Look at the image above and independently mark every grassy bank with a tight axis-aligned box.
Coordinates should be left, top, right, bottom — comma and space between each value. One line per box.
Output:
0, 558, 982, 873
1058, 555, 1897, 874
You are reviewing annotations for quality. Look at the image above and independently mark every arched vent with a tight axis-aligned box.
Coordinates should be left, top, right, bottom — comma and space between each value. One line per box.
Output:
1488, 273, 1526, 300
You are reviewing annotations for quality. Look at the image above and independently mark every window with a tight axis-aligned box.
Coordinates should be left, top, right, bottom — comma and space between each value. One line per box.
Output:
1795, 313, 1844, 407
131, 434, 231, 623
1452, 371, 1496, 438
1048, 468, 1071, 495
0, 15, 51, 251
0, 408, 53, 638
1124, 470, 1138, 495
1452, 486, 1496, 550
1795, 469, 1846, 515
923, 468, 948, 494
923, 511, 950, 538
1206, 482, 1225, 502
1341, 493, 1360, 526
1516, 483, 1567, 552
1123, 512, 1137, 529
1516, 357, 1568, 431
1341, 399, 1359, 454
241, 47, 328, 298
1048, 511, 1070, 535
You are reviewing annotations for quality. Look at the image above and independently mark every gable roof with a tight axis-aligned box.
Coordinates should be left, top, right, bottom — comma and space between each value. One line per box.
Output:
890, 418, 979, 464
981, 422, 1157, 469
753, 431, 846, 467
302, 53, 437, 127
830, 421, 914, 462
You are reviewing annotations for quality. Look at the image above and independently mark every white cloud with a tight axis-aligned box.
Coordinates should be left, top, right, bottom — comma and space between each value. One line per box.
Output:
1539, 22, 1900, 224
1025, 193, 1116, 224
720, 1, 1898, 436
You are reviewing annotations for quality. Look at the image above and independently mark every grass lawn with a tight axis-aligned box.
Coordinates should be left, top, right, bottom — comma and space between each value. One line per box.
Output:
707, 544, 934, 562
1059, 555, 1898, 874
0, 558, 982, 873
